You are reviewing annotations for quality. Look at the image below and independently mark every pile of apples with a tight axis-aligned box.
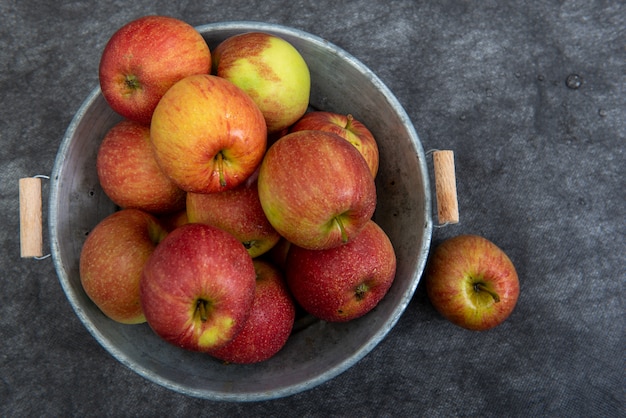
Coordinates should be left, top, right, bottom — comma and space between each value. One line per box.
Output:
79, 16, 397, 364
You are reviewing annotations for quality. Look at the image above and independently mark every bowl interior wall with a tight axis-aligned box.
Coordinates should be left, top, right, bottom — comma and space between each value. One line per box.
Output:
49, 22, 432, 401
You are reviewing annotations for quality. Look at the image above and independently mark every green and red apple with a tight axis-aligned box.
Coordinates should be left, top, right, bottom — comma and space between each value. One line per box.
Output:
150, 74, 267, 193
425, 234, 520, 331
208, 259, 296, 364
258, 130, 376, 250
290, 111, 379, 177
96, 119, 186, 214
99, 15, 211, 125
212, 32, 310, 134
186, 179, 280, 258
286, 220, 396, 322
79, 208, 167, 324
140, 223, 256, 352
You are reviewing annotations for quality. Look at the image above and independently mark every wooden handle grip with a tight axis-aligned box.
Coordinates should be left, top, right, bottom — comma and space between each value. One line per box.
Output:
19, 177, 43, 258
433, 150, 459, 225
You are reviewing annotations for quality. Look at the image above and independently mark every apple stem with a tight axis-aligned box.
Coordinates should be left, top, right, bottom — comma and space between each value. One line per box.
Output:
215, 152, 227, 187
345, 114, 354, 130
334, 216, 349, 244
474, 283, 500, 303
196, 299, 209, 322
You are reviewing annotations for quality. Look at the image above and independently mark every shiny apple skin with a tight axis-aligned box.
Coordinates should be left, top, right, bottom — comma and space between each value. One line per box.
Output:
209, 259, 296, 364
150, 74, 267, 194
258, 130, 376, 250
79, 209, 167, 324
186, 180, 281, 258
290, 111, 379, 177
213, 32, 310, 134
425, 234, 520, 331
96, 120, 185, 214
285, 220, 396, 322
140, 223, 256, 352
99, 15, 211, 125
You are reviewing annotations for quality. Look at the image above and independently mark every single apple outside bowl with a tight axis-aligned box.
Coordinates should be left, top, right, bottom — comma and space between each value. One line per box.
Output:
49, 21, 433, 401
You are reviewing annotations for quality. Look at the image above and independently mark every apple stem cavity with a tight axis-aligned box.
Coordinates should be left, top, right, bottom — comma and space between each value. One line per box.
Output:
215, 151, 227, 187
195, 299, 210, 322
474, 282, 501, 303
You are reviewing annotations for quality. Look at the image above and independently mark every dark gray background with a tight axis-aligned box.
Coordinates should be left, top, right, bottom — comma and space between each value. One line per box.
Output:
2, 1, 624, 416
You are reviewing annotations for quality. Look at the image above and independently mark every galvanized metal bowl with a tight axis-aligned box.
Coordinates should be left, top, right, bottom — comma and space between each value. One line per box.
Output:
49, 21, 432, 401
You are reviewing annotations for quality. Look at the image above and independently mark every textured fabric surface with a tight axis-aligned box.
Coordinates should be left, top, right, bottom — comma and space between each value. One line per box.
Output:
1, 1, 624, 416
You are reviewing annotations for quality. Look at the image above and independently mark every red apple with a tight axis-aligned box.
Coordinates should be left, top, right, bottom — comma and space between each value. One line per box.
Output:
79, 209, 167, 324
290, 111, 379, 177
140, 223, 256, 352
186, 179, 280, 258
212, 32, 310, 134
258, 130, 376, 250
208, 259, 296, 364
96, 119, 186, 214
99, 15, 211, 125
425, 234, 520, 331
285, 220, 396, 322
150, 74, 267, 193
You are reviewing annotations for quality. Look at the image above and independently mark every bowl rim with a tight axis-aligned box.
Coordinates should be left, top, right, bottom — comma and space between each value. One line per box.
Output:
49, 20, 433, 401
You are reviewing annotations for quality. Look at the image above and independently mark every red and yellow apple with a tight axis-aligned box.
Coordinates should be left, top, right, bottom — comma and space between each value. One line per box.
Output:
186, 179, 280, 258
99, 15, 211, 125
140, 223, 256, 352
285, 220, 396, 322
79, 208, 167, 324
208, 259, 295, 364
96, 119, 186, 214
150, 74, 267, 193
258, 130, 376, 250
425, 234, 520, 331
212, 32, 310, 133
290, 111, 379, 177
